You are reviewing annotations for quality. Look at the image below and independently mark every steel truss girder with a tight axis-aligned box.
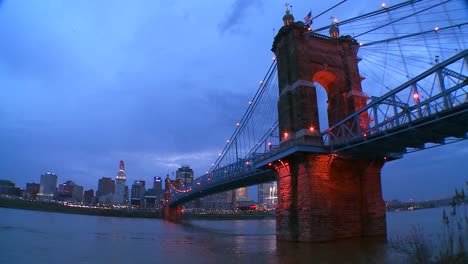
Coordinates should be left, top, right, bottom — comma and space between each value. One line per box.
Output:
323, 49, 468, 153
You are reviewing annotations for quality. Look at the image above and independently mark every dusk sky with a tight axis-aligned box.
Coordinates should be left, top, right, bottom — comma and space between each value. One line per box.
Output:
1, 0, 467, 202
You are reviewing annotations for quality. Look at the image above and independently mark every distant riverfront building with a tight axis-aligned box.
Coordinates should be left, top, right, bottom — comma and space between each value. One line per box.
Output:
200, 187, 255, 210
144, 176, 164, 209
0, 180, 15, 196
113, 160, 127, 205
176, 165, 194, 185
234, 187, 256, 210
83, 189, 94, 205
25, 182, 40, 199
131, 180, 146, 208
58, 180, 75, 198
200, 190, 234, 210
258, 181, 277, 209
97, 177, 115, 205
57, 180, 84, 202
38, 172, 58, 201
153, 176, 163, 193
72, 185, 84, 202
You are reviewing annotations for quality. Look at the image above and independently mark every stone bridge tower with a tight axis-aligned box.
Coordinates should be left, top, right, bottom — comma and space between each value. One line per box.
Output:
271, 10, 386, 242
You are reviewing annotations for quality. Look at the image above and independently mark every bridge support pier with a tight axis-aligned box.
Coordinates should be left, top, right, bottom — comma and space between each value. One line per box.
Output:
162, 205, 183, 222
275, 153, 386, 242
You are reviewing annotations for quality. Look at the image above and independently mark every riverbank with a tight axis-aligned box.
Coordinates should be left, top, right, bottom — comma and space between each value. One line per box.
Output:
183, 211, 276, 220
0, 197, 160, 218
0, 197, 276, 220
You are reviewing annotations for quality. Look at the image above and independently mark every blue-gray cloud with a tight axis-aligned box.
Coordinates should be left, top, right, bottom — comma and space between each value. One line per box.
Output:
218, 0, 263, 35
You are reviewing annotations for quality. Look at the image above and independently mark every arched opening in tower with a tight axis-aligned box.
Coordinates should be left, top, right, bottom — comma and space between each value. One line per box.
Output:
313, 70, 337, 132
314, 82, 329, 132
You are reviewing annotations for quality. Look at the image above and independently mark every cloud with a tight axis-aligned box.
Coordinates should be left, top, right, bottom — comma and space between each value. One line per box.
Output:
218, 0, 263, 35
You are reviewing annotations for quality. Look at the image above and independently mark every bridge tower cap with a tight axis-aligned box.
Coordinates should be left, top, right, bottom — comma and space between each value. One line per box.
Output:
282, 7, 294, 26
329, 23, 340, 38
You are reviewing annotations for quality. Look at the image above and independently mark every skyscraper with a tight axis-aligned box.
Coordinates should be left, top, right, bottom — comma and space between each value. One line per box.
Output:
153, 176, 162, 192
114, 160, 127, 205
72, 185, 84, 202
97, 177, 115, 205
153, 176, 164, 202
176, 165, 194, 185
38, 172, 58, 201
131, 180, 146, 208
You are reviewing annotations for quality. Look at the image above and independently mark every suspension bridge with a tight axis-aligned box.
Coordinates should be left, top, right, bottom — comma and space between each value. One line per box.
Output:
164, 0, 467, 242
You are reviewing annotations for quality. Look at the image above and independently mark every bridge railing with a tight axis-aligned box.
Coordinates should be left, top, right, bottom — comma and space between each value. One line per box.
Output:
169, 157, 264, 202
322, 50, 467, 150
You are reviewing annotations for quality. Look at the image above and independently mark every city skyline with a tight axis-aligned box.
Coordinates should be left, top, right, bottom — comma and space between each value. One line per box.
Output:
1, 0, 467, 202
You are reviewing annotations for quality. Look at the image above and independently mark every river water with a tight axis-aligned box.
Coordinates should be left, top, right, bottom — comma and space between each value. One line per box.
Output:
0, 207, 450, 264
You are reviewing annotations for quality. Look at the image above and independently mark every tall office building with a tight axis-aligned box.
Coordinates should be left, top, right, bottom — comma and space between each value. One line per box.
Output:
97, 177, 115, 196
176, 165, 194, 185
153, 176, 162, 192
25, 183, 40, 199
97, 177, 115, 205
57, 180, 84, 202
153, 176, 164, 202
124, 185, 129, 205
72, 185, 84, 202
131, 180, 146, 207
83, 189, 94, 205
58, 180, 75, 198
114, 160, 127, 205
144, 177, 163, 209
258, 181, 277, 209
38, 172, 58, 200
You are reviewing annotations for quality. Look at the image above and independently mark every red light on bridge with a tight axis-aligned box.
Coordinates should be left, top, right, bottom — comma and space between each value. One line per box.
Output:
284, 132, 289, 138
363, 133, 367, 137
413, 93, 419, 100
268, 163, 272, 166
309, 126, 315, 132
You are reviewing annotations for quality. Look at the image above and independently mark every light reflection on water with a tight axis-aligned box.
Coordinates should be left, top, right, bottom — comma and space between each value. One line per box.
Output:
0, 207, 449, 264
